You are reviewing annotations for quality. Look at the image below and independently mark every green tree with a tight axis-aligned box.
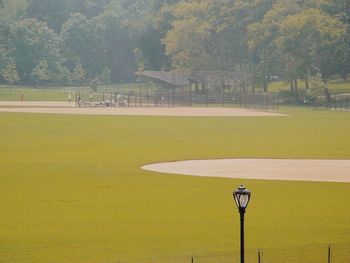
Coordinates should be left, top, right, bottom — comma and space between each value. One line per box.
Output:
10, 18, 62, 82
31, 59, 51, 84
164, 0, 274, 72
0, 0, 27, 20
248, 1, 348, 96
320, 0, 350, 79
56, 66, 71, 86
61, 13, 107, 80
133, 48, 145, 72
25, 0, 83, 31
248, 0, 300, 90
89, 77, 99, 92
94, 4, 136, 82
1, 62, 19, 84
61, 13, 94, 73
99, 67, 111, 85
276, 8, 346, 80
71, 64, 85, 86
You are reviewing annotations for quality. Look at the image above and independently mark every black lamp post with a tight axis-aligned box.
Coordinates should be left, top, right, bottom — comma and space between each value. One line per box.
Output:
233, 185, 251, 263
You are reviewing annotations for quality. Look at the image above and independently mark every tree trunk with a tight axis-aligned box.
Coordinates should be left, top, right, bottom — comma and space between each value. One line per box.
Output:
324, 87, 331, 103
290, 80, 295, 96
305, 76, 309, 89
341, 70, 348, 80
294, 79, 299, 102
263, 82, 268, 92
240, 62, 245, 93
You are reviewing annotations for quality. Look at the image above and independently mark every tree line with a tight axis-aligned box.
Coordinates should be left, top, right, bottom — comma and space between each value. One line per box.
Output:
0, 0, 349, 89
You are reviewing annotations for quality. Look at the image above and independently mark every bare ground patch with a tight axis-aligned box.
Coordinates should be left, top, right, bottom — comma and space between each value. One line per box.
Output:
142, 159, 350, 183
0, 105, 285, 117
0, 101, 75, 107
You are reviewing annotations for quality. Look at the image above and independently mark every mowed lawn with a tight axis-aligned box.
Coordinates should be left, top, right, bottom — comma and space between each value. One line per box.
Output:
0, 108, 350, 263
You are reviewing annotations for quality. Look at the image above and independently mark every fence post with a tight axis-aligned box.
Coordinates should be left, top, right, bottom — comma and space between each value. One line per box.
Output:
154, 91, 157, 107
340, 97, 343, 111
257, 249, 261, 263
206, 90, 209, 107
191, 255, 194, 263
328, 244, 331, 263
222, 88, 225, 107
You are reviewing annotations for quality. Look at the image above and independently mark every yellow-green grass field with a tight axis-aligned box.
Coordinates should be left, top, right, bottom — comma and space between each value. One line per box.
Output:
0, 107, 350, 263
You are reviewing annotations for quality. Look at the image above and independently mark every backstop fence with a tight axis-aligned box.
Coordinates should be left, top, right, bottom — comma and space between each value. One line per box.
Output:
326, 95, 350, 112
75, 90, 279, 111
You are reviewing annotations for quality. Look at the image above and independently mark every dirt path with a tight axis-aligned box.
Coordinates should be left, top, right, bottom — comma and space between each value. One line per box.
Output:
142, 159, 350, 183
0, 106, 285, 117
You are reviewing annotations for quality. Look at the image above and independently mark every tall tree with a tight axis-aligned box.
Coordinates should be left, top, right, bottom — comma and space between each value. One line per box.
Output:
95, 4, 136, 82
1, 62, 19, 84
248, 1, 301, 90
9, 18, 62, 82
71, 64, 86, 86
61, 13, 104, 78
31, 59, 51, 84
320, 0, 350, 79
25, 0, 84, 32
276, 8, 346, 80
164, 0, 274, 71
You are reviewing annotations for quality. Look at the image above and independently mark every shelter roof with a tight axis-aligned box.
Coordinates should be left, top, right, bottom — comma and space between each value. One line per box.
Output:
136, 71, 190, 86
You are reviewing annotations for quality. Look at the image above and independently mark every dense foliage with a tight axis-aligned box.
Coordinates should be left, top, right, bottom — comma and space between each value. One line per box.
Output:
0, 0, 349, 86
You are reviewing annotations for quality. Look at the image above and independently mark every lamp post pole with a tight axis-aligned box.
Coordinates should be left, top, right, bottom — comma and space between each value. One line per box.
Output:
233, 185, 251, 263
239, 207, 245, 263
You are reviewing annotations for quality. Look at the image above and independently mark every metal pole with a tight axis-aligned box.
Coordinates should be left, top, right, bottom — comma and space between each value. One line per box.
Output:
206, 89, 208, 107
257, 249, 261, 263
240, 209, 245, 263
328, 244, 331, 263
240, 86, 242, 108
340, 96, 342, 111
139, 72, 142, 107
222, 83, 225, 107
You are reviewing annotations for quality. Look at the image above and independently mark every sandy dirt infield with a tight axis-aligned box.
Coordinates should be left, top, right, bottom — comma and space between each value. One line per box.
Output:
0, 105, 285, 117
142, 159, 350, 183
0, 101, 75, 107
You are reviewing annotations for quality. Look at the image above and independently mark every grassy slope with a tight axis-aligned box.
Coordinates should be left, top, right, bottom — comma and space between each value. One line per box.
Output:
1, 81, 349, 102
0, 86, 68, 101
0, 84, 154, 102
269, 80, 350, 94
0, 108, 350, 262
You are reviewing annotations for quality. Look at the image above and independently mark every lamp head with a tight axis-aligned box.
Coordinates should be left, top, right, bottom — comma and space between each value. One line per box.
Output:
233, 185, 251, 211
